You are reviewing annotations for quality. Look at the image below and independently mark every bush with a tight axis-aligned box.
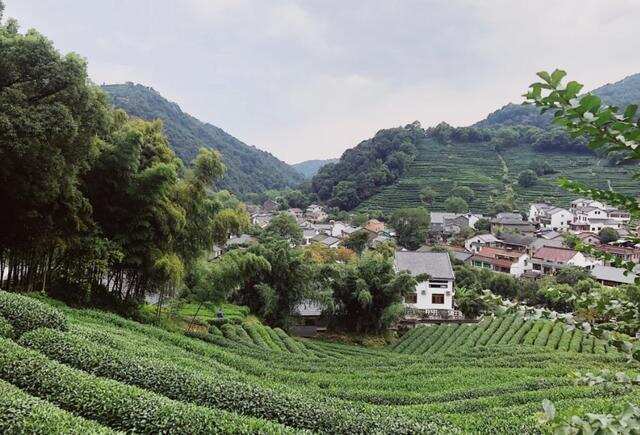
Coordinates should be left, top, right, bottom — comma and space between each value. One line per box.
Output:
0, 336, 292, 434
0, 291, 67, 336
19, 328, 433, 433
0, 316, 13, 339
0, 379, 114, 434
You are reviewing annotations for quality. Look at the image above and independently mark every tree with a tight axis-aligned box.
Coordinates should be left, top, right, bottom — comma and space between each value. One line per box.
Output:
524, 70, 640, 274
342, 230, 370, 254
443, 196, 469, 213
454, 286, 486, 318
518, 170, 537, 187
265, 213, 303, 244
320, 252, 418, 332
451, 186, 474, 202
419, 186, 437, 205
474, 218, 491, 232
390, 207, 430, 250
598, 228, 619, 244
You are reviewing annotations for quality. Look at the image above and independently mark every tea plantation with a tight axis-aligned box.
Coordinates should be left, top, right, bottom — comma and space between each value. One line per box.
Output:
1, 291, 639, 434
357, 137, 637, 214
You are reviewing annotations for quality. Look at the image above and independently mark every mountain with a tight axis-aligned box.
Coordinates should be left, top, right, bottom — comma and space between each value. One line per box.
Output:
313, 73, 640, 214
292, 158, 338, 178
102, 83, 303, 195
475, 72, 640, 128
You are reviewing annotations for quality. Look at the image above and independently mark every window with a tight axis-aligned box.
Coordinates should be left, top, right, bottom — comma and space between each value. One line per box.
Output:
432, 294, 445, 304
405, 292, 417, 304
421, 290, 426, 295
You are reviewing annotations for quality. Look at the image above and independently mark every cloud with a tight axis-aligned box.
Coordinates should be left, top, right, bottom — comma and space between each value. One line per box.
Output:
7, 0, 640, 163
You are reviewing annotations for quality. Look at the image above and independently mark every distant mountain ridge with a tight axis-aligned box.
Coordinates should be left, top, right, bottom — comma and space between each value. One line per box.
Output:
292, 159, 338, 178
475, 72, 640, 128
102, 83, 303, 195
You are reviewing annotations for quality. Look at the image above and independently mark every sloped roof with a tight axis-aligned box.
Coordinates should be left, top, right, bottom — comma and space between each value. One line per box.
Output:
499, 232, 535, 246
394, 252, 454, 280
532, 246, 578, 263
591, 265, 636, 285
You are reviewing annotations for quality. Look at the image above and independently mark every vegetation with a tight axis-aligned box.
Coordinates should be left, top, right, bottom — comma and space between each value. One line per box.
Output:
102, 83, 303, 195
292, 158, 338, 178
0, 295, 637, 433
389, 207, 430, 250
443, 196, 469, 213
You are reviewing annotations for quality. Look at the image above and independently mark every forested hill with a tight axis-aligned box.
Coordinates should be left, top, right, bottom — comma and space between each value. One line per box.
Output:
476, 72, 640, 128
292, 158, 338, 178
102, 83, 303, 195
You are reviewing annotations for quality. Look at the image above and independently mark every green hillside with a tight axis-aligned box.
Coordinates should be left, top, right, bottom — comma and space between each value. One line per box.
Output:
357, 135, 637, 214
1, 292, 639, 433
292, 158, 338, 178
392, 315, 616, 355
102, 83, 303, 195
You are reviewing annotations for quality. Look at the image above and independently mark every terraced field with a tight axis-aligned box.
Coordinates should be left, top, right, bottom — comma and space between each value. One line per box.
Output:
357, 138, 637, 214
1, 292, 639, 434
391, 315, 617, 356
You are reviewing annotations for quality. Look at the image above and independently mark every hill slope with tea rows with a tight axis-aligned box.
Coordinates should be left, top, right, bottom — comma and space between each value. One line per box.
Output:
0, 291, 639, 434
356, 136, 637, 214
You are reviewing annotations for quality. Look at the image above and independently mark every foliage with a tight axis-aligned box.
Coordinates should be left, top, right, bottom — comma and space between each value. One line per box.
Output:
320, 252, 418, 332
419, 186, 437, 205
599, 227, 620, 244
342, 230, 370, 254
474, 218, 492, 232
518, 169, 538, 187
443, 196, 469, 213
311, 122, 422, 210
454, 286, 487, 318
265, 212, 303, 244
540, 400, 640, 435
0, 291, 67, 336
103, 83, 302, 195
390, 207, 430, 250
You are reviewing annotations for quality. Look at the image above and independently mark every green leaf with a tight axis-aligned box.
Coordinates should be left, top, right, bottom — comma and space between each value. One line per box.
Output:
580, 95, 601, 113
565, 81, 583, 99
536, 71, 552, 84
624, 104, 638, 120
550, 69, 567, 87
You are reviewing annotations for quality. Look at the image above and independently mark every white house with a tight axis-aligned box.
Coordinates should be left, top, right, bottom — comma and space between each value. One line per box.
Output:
394, 252, 455, 311
569, 198, 629, 232
528, 203, 572, 231
470, 247, 532, 277
531, 246, 602, 275
464, 234, 501, 253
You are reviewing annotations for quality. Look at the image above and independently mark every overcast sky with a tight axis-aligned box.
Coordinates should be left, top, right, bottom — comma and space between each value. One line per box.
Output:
6, 1, 640, 163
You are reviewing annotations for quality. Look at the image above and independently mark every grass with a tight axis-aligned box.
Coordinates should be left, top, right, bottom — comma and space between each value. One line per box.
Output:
0, 293, 639, 433
357, 138, 637, 214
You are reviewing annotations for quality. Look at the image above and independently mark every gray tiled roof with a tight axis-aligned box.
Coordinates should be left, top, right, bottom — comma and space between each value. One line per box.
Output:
591, 265, 636, 285
394, 252, 454, 280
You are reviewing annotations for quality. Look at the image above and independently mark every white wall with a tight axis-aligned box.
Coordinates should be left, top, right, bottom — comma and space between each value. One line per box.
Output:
509, 254, 533, 277
405, 280, 454, 310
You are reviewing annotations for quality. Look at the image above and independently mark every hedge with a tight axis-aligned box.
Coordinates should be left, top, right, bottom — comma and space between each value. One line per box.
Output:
0, 315, 13, 338
0, 337, 294, 434
0, 379, 115, 434
0, 291, 67, 336
19, 328, 438, 434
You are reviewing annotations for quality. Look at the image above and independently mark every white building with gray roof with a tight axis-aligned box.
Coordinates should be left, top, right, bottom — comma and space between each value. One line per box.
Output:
394, 252, 455, 311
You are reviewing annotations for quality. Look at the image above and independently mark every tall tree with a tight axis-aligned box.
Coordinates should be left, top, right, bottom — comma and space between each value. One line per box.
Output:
390, 207, 430, 250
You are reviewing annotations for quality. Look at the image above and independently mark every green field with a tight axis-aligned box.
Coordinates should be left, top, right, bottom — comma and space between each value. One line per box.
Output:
1, 293, 639, 433
357, 138, 637, 214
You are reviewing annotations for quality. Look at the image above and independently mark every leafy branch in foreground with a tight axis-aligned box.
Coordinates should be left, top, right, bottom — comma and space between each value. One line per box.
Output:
524, 70, 640, 277
539, 400, 640, 435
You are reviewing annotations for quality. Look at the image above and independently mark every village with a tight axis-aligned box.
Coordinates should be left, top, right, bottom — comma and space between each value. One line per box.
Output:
221, 197, 637, 331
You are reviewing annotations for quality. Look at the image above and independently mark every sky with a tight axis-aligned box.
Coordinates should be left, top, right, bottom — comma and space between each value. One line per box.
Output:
6, 1, 640, 164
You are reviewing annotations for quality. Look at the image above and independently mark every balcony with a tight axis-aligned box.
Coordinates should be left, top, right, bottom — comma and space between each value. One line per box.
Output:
404, 307, 469, 323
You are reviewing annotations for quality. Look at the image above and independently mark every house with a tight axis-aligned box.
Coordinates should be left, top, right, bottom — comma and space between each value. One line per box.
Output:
570, 198, 629, 232
531, 230, 566, 251
576, 232, 601, 245
290, 300, 327, 337
528, 203, 572, 231
262, 199, 279, 213
305, 204, 328, 223
320, 236, 341, 249
470, 247, 532, 277
331, 221, 358, 239
226, 234, 257, 248
598, 244, 640, 264
394, 252, 455, 311
530, 246, 601, 275
252, 213, 274, 228
497, 232, 536, 254
364, 219, 385, 234
464, 234, 501, 253
490, 215, 536, 235
287, 208, 304, 219
207, 245, 222, 261
302, 228, 319, 245
430, 212, 483, 236
590, 265, 637, 287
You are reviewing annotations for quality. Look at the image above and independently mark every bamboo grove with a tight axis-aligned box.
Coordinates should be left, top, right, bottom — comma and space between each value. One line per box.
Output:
0, 10, 248, 307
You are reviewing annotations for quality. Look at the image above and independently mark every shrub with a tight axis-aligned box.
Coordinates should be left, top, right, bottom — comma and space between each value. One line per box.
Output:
0, 379, 114, 434
19, 329, 434, 433
0, 316, 13, 339
0, 291, 67, 336
0, 336, 292, 434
